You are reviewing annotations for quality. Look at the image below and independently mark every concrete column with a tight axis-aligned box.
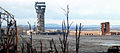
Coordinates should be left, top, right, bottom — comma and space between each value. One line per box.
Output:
106, 22, 110, 33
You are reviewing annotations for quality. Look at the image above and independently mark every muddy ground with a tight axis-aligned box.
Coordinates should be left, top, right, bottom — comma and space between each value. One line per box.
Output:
18, 35, 120, 53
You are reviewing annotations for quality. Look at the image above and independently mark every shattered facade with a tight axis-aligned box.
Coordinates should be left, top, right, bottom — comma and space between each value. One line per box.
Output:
101, 22, 110, 35
35, 2, 46, 33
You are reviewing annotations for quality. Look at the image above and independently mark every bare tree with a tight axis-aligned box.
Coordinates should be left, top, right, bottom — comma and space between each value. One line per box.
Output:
40, 40, 42, 53
75, 23, 82, 53
48, 39, 53, 53
51, 39, 58, 53
27, 22, 33, 53
59, 5, 73, 53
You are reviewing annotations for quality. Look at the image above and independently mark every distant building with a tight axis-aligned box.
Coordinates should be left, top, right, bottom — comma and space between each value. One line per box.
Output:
35, 2, 46, 33
101, 22, 110, 35
70, 22, 120, 36
70, 31, 100, 35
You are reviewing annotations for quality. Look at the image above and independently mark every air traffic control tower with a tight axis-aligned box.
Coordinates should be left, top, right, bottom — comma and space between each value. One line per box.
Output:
35, 2, 46, 33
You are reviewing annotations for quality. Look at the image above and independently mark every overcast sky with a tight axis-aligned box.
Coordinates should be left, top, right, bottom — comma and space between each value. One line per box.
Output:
1, 0, 120, 25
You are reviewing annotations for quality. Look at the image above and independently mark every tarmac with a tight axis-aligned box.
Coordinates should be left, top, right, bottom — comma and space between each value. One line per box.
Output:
18, 35, 120, 52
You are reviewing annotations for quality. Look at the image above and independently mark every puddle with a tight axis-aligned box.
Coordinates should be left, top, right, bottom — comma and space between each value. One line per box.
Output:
100, 43, 120, 46
99, 41, 120, 46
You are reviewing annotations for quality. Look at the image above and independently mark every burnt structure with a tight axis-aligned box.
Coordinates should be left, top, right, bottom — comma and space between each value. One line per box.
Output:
0, 7, 18, 53
101, 22, 110, 35
35, 2, 46, 33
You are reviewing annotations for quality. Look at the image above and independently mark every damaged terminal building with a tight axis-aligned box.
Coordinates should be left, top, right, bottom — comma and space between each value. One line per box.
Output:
100, 22, 120, 35
70, 22, 120, 36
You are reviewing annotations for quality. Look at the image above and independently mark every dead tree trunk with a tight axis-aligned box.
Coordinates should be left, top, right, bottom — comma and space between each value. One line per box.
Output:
49, 39, 53, 53
52, 39, 58, 53
59, 5, 71, 53
40, 40, 42, 53
76, 23, 81, 53
21, 43, 24, 53
28, 22, 33, 53
0, 12, 1, 42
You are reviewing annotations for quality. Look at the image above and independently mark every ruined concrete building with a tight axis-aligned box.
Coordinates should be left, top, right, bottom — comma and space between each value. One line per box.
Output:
35, 2, 46, 33
101, 22, 110, 35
